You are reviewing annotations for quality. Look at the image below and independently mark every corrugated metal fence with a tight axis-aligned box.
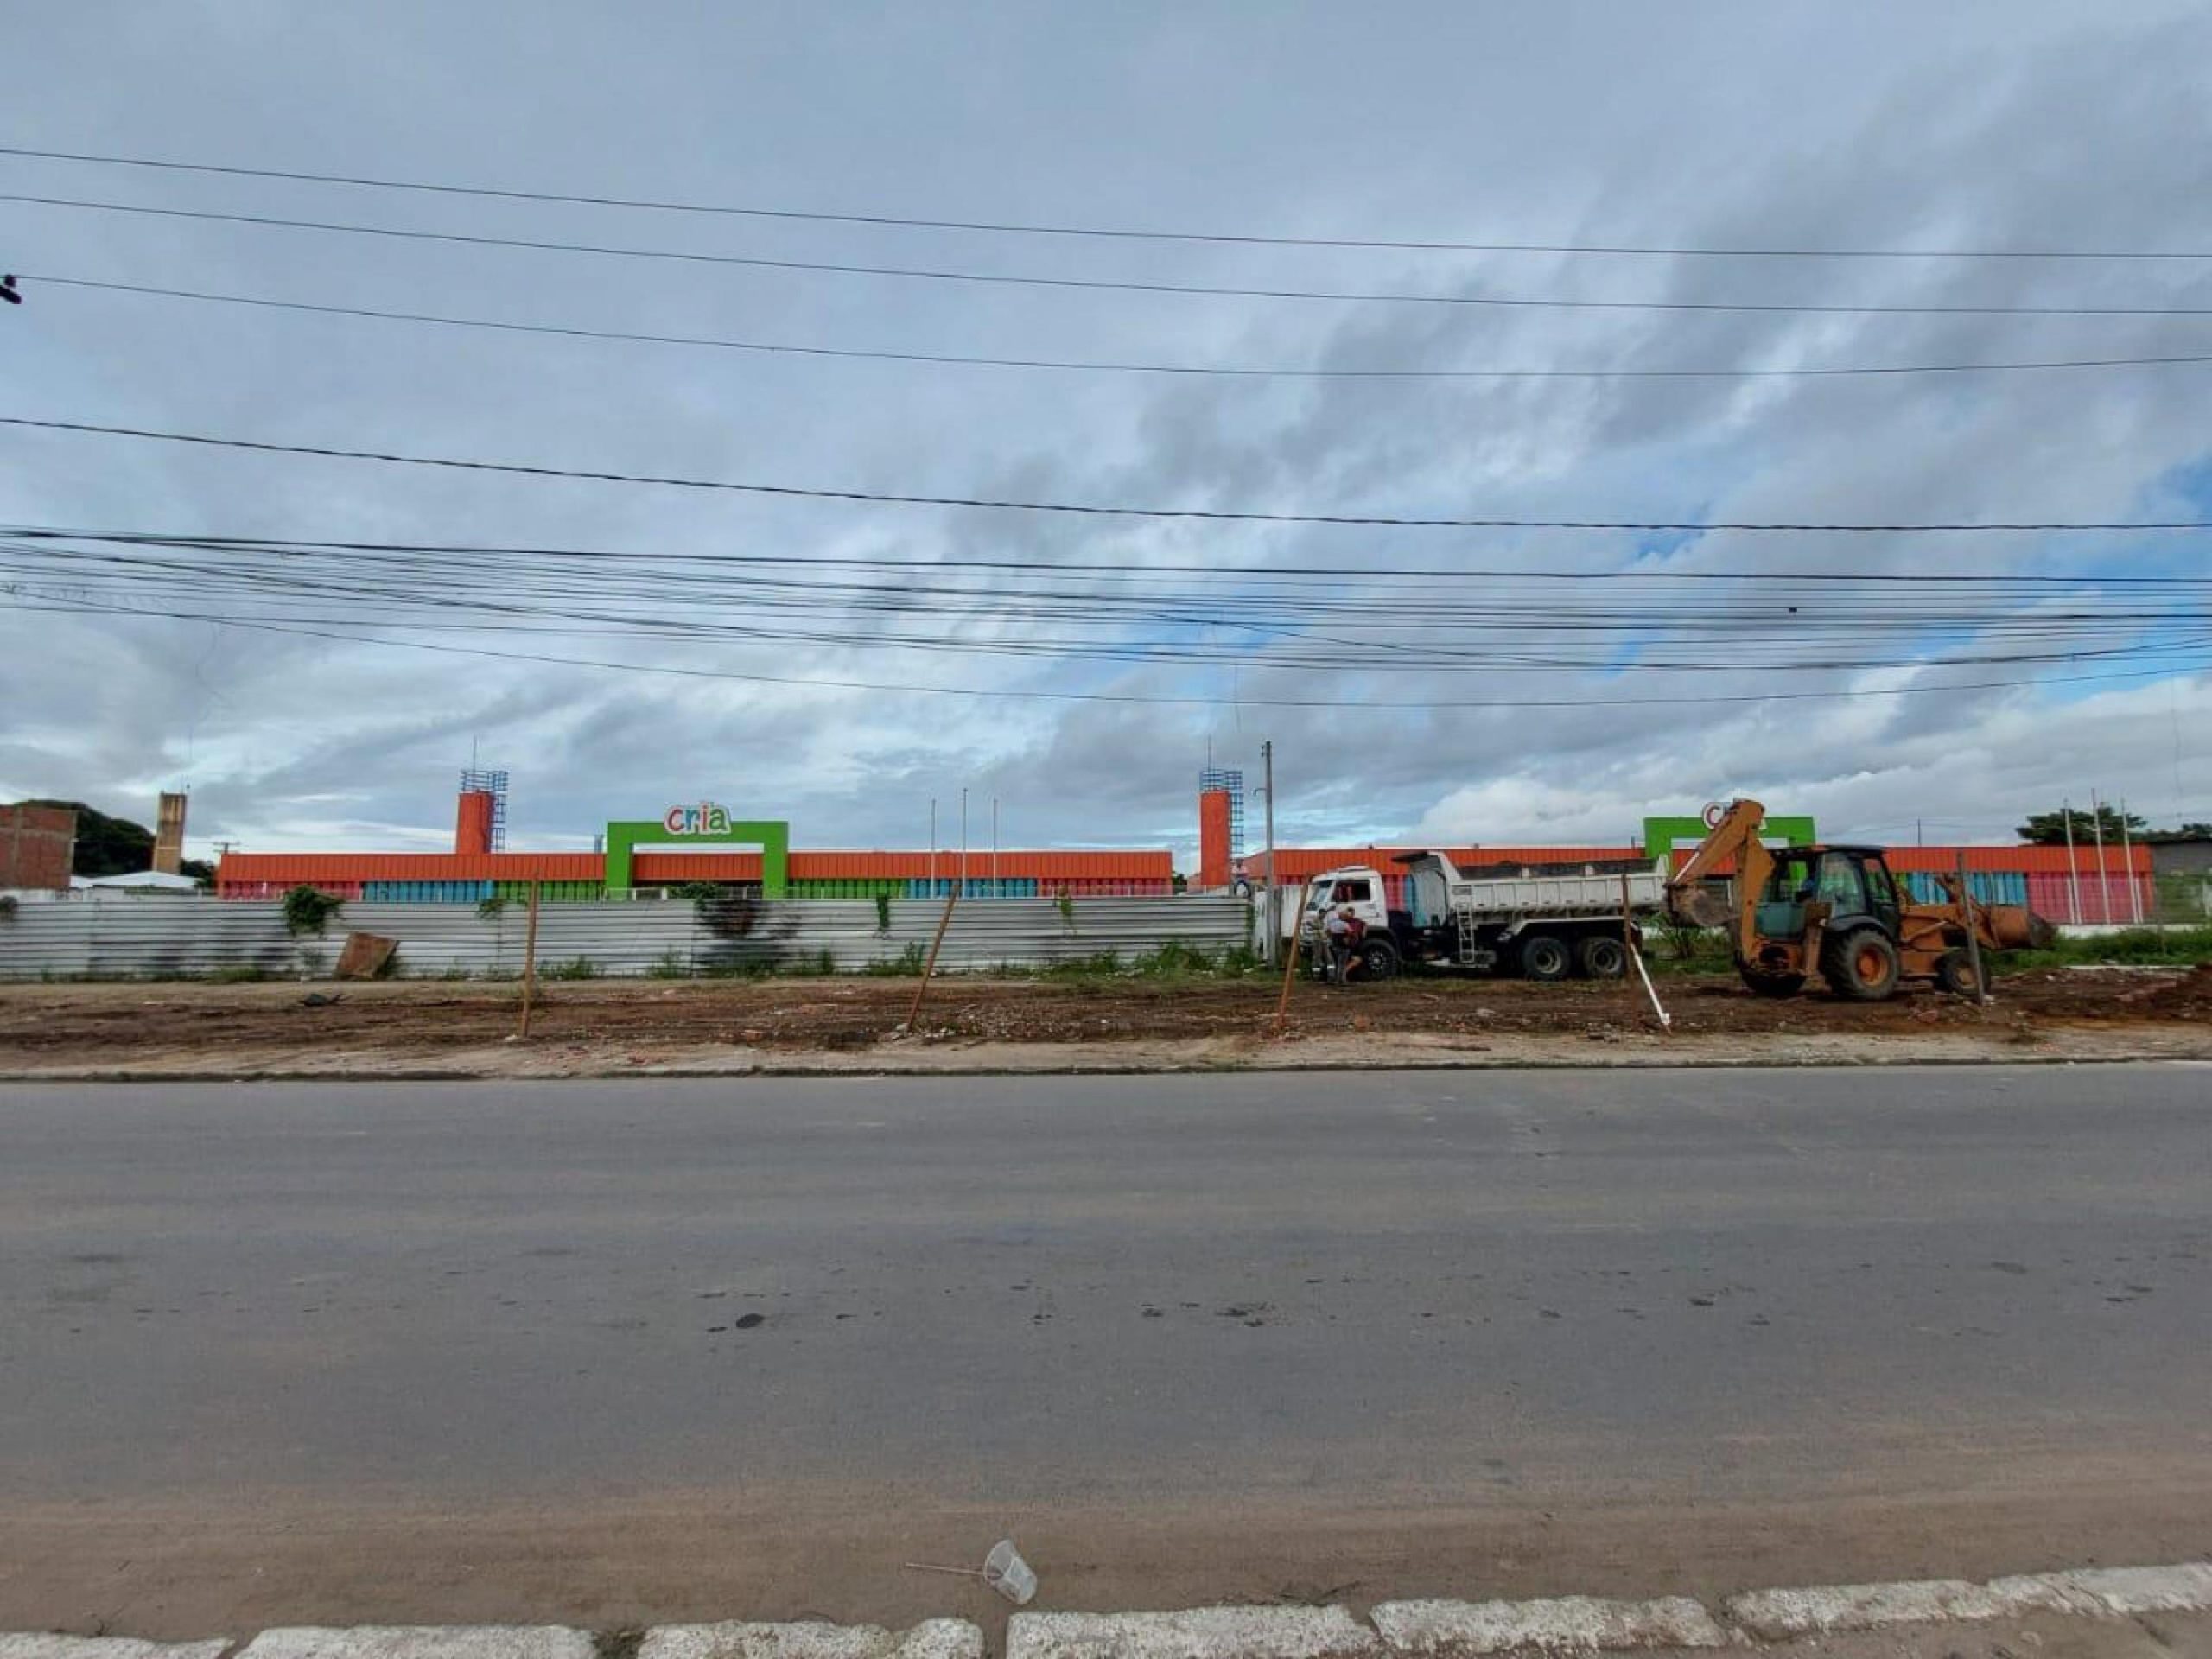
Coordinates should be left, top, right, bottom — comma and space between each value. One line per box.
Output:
0, 893, 1251, 981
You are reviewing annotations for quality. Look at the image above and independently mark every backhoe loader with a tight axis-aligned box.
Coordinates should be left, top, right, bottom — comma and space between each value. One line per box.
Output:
1664, 799, 2054, 1001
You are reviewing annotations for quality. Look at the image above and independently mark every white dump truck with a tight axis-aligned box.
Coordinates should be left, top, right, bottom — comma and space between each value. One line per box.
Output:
1298, 850, 1669, 982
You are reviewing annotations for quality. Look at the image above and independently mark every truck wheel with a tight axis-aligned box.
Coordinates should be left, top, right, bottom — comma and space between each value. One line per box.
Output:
1741, 969, 1806, 998
1518, 933, 1572, 982
1935, 947, 1982, 998
1357, 937, 1401, 982
1576, 936, 1627, 979
1823, 929, 1901, 1001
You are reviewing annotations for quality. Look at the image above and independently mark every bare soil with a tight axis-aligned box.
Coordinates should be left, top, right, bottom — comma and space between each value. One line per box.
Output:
1, 963, 2207, 1077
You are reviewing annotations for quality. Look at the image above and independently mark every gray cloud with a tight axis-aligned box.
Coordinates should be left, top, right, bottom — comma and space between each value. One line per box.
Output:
3, 0, 2209, 873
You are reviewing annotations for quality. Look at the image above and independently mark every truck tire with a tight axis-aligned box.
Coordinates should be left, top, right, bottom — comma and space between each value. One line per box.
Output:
1576, 935, 1627, 978
1823, 928, 1902, 1001
1935, 947, 1983, 998
1518, 933, 1572, 982
1357, 936, 1401, 982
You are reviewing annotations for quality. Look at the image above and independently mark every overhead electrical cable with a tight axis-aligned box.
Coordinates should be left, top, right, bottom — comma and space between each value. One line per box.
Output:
24, 273, 2212, 380
9, 194, 2212, 317
14, 525, 2212, 581
6, 591, 2205, 710
9, 418, 2212, 531
4, 143, 2209, 261
5, 529, 2206, 676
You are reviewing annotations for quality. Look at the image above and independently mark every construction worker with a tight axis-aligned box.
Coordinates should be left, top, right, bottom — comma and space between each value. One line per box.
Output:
1324, 905, 1361, 985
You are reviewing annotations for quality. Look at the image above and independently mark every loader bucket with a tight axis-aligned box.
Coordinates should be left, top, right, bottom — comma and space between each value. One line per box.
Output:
1669, 888, 1733, 930
1984, 905, 2056, 950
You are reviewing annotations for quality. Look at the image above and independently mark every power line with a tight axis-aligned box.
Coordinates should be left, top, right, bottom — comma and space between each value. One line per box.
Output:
16, 523, 2212, 582
10, 416, 2212, 531
7, 590, 2205, 710
11, 193, 2212, 318
4, 143, 2209, 262
27, 272, 2212, 381
7, 528, 2207, 678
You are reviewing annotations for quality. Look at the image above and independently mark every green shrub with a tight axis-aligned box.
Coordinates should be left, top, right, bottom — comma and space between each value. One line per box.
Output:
1042, 950, 1124, 980
205, 963, 270, 983
647, 950, 691, 979
543, 956, 601, 981
1130, 941, 1217, 977
282, 886, 345, 938
874, 892, 893, 933
1995, 924, 2212, 974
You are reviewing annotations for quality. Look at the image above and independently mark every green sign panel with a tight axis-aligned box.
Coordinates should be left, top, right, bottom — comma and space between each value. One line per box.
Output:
1643, 809, 1815, 856
604, 814, 790, 896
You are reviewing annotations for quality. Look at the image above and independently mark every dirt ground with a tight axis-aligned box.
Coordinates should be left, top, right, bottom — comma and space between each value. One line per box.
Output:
2, 962, 2207, 1077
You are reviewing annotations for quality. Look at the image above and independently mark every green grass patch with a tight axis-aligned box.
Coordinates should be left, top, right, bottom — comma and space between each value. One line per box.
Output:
1993, 925, 2212, 974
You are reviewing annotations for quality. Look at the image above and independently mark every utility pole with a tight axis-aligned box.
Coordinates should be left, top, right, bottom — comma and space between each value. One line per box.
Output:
992, 797, 1000, 899
2062, 800, 2083, 926
929, 798, 938, 896
960, 787, 969, 900
2120, 796, 2142, 925
2090, 790, 2112, 924
1262, 740, 1277, 966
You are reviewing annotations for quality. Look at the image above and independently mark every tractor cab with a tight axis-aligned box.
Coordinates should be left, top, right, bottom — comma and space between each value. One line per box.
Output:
1755, 844, 1903, 943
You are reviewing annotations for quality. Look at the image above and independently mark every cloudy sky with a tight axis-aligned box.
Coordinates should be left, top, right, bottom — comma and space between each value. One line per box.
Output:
3, 1, 2208, 870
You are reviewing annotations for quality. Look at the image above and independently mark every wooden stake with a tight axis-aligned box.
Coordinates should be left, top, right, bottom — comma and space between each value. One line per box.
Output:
518, 879, 542, 1039
1620, 873, 1635, 1012
1271, 899, 1303, 1035
903, 887, 959, 1033
1957, 849, 1988, 1007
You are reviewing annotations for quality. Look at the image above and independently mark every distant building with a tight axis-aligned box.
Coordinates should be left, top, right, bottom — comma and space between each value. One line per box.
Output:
0, 803, 76, 892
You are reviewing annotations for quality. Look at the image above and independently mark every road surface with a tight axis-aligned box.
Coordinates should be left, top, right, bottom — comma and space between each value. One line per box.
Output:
0, 1066, 2206, 1635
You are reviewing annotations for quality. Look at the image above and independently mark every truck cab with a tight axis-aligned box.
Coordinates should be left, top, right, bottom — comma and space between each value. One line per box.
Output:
1300, 865, 1405, 980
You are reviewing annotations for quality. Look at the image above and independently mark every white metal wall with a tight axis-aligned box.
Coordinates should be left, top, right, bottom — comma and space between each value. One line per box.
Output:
0, 893, 1251, 980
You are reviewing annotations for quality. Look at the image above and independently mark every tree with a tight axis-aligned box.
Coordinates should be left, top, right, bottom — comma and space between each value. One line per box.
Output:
21, 798, 154, 877
2144, 823, 2212, 844
2016, 804, 2145, 845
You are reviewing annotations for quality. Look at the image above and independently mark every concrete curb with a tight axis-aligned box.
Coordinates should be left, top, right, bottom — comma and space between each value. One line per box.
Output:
1007, 1608, 1374, 1659
641, 1622, 984, 1659
0, 1641, 230, 1659
1370, 1595, 1727, 1653
7, 1563, 2210, 1658
238, 1630, 596, 1659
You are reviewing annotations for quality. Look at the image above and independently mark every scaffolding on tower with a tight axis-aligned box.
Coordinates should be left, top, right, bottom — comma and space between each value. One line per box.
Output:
459, 767, 509, 852
1198, 766, 1246, 861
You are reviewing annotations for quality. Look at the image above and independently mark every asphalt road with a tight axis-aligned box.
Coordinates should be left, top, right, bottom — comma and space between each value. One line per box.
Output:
1, 1065, 2207, 1635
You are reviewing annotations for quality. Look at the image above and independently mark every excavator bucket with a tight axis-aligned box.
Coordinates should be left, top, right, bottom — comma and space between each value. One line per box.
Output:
1669, 887, 1735, 930
1983, 905, 2056, 950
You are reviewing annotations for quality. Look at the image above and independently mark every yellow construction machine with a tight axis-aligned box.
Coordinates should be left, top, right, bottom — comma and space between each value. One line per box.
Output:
1665, 799, 2054, 1001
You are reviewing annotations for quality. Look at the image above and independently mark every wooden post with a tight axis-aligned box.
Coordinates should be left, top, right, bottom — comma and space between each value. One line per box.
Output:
1957, 850, 1987, 1007
902, 887, 959, 1033
518, 880, 542, 1039
1620, 873, 1635, 1012
1271, 899, 1302, 1035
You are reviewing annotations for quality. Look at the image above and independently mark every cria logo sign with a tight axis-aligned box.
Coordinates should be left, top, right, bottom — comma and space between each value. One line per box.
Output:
662, 802, 734, 836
